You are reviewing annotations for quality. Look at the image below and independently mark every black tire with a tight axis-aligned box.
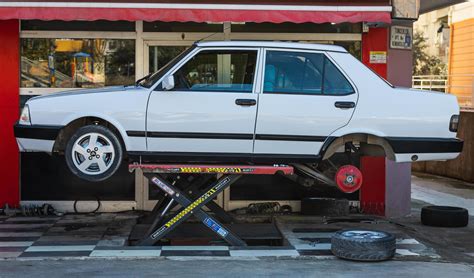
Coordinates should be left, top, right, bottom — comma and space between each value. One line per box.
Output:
421, 206, 469, 227
301, 197, 349, 216
65, 125, 123, 182
331, 229, 396, 262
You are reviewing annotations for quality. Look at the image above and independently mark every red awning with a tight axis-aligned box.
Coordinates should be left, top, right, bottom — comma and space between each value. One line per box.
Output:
0, 3, 392, 23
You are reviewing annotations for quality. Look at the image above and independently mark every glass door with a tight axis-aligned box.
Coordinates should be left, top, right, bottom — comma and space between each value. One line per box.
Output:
141, 41, 191, 210
143, 41, 191, 76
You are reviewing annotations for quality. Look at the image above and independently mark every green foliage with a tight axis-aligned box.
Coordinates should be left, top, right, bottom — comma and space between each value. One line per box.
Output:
413, 32, 447, 76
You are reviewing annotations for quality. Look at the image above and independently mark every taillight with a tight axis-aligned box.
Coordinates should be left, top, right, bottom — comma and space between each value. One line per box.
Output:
449, 115, 459, 132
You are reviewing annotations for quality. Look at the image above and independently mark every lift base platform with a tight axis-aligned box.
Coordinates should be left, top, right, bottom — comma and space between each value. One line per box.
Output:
129, 163, 294, 246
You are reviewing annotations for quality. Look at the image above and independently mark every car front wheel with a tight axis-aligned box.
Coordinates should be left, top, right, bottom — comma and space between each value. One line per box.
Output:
65, 125, 123, 182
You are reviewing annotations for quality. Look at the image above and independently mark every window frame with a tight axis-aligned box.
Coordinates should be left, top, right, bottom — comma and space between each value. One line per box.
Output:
261, 48, 356, 97
161, 47, 261, 94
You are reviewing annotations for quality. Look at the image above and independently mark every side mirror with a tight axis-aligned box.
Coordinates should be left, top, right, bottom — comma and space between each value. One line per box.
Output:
162, 75, 175, 91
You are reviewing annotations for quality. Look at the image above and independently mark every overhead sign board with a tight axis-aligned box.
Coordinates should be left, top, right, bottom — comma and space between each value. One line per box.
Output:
390, 26, 413, 50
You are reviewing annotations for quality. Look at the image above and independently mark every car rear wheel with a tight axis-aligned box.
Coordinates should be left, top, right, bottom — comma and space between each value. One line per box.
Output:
65, 125, 123, 182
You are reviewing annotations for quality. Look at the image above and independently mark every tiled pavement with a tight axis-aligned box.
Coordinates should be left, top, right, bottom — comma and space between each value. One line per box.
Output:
0, 214, 437, 260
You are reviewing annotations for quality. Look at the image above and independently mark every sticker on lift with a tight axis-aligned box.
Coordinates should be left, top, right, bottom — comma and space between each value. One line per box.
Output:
204, 217, 228, 237
151, 177, 175, 196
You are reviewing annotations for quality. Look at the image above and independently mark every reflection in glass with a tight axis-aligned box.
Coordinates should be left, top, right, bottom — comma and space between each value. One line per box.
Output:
148, 45, 188, 73
173, 50, 257, 92
21, 38, 135, 88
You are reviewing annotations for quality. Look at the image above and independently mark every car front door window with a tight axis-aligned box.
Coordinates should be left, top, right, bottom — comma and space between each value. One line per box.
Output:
173, 50, 257, 93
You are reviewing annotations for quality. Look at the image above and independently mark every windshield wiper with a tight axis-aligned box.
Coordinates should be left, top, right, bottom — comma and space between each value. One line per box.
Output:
135, 73, 152, 87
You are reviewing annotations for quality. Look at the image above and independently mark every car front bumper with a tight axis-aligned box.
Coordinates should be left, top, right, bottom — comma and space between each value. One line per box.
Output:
14, 123, 63, 152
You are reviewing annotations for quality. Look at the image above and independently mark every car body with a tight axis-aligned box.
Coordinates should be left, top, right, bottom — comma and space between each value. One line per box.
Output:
14, 41, 463, 182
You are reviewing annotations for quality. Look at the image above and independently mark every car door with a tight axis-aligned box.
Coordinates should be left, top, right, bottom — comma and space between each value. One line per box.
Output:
146, 48, 260, 157
254, 48, 357, 157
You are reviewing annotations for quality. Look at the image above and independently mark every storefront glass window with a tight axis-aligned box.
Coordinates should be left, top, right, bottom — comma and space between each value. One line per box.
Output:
149, 46, 188, 73
21, 38, 135, 88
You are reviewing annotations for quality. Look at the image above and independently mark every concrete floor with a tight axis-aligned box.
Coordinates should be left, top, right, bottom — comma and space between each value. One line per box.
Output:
1, 173, 473, 277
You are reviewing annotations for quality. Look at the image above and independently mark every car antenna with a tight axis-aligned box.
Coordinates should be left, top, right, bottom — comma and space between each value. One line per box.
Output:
194, 25, 232, 44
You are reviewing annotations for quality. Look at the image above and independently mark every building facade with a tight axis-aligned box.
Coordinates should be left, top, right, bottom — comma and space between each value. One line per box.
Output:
414, 0, 474, 106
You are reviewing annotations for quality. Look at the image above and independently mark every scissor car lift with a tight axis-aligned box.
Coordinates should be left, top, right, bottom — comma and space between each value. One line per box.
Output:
129, 163, 294, 246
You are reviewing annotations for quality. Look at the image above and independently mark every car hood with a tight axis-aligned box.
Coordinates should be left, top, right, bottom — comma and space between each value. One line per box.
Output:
30, 86, 144, 100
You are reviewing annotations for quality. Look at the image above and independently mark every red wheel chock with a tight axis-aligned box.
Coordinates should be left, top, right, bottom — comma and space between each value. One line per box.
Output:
335, 165, 363, 193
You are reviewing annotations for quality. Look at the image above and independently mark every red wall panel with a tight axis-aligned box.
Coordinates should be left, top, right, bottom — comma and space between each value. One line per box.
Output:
0, 20, 20, 207
362, 27, 388, 79
360, 28, 389, 215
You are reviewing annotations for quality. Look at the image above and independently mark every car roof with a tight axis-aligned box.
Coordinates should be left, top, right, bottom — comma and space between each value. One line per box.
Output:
196, 41, 347, 53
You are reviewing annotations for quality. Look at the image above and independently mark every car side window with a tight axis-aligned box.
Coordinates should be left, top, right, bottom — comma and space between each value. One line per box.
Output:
263, 51, 324, 95
173, 50, 257, 93
323, 58, 354, 95
263, 50, 354, 95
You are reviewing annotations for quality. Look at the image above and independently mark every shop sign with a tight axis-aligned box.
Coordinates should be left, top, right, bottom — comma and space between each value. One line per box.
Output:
390, 26, 413, 50
369, 51, 387, 64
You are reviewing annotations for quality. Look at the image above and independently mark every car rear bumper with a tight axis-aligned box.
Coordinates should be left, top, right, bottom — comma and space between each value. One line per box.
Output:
387, 137, 463, 162
386, 137, 463, 154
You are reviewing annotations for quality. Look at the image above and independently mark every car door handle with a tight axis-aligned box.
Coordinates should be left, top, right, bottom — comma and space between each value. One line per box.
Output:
235, 99, 257, 106
334, 101, 355, 109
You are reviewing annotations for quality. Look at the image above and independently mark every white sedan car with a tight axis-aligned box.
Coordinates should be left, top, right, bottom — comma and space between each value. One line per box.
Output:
15, 41, 463, 182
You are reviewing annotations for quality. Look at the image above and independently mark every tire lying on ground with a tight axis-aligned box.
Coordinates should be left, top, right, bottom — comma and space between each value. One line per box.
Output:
331, 229, 396, 261
301, 197, 349, 216
421, 206, 469, 227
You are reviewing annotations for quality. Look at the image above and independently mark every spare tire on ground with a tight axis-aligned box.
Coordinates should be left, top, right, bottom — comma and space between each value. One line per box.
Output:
301, 197, 349, 216
421, 206, 469, 227
331, 229, 396, 261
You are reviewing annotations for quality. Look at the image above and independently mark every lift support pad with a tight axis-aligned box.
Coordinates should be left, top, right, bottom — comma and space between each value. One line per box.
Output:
129, 164, 294, 246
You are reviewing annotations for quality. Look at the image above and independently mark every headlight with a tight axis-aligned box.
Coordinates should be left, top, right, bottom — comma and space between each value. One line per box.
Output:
19, 105, 31, 125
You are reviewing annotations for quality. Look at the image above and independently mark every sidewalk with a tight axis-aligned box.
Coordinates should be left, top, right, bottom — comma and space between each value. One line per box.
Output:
411, 173, 474, 215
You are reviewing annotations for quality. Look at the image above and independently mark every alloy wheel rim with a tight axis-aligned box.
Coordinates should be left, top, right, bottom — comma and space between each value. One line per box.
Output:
341, 230, 387, 239
71, 132, 115, 175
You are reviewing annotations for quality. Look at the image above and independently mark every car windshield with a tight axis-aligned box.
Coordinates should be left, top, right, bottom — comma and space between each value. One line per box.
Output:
139, 45, 196, 88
